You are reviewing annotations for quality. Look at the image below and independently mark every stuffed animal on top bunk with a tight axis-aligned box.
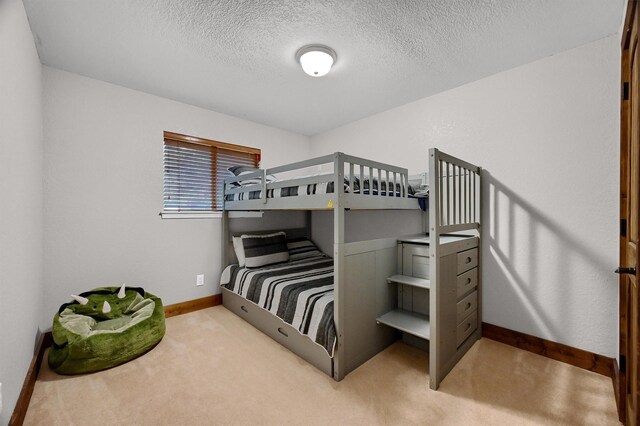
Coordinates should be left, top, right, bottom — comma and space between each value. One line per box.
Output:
48, 284, 166, 375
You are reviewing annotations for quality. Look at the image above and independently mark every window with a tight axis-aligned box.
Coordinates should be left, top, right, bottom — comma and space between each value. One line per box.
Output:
162, 131, 260, 216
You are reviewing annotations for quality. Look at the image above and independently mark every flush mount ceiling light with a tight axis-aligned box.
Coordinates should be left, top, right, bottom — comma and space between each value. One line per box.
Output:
295, 45, 337, 77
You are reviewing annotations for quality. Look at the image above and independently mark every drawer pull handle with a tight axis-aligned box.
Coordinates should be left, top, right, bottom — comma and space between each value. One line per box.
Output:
465, 322, 471, 331
466, 278, 472, 284
465, 257, 472, 264
240, 305, 248, 313
277, 328, 288, 337
466, 302, 472, 310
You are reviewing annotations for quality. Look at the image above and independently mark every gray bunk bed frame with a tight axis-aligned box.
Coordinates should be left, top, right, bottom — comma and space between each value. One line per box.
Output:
220, 150, 482, 388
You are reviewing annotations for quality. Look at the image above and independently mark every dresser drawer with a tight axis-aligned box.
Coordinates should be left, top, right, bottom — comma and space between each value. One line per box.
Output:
457, 268, 478, 298
456, 310, 478, 347
457, 248, 478, 274
456, 291, 478, 324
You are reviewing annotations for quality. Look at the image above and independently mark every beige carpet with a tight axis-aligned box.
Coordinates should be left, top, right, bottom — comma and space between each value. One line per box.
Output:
25, 306, 619, 425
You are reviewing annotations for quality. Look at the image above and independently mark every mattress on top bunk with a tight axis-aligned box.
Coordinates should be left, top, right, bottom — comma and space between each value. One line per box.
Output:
225, 180, 341, 201
220, 255, 336, 357
224, 175, 420, 202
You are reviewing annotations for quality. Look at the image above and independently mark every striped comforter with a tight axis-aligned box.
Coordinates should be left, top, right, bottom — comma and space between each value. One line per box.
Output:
220, 256, 336, 357
224, 177, 416, 202
224, 181, 344, 202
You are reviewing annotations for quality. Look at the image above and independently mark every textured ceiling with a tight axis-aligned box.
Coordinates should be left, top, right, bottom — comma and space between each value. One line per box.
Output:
24, 0, 624, 136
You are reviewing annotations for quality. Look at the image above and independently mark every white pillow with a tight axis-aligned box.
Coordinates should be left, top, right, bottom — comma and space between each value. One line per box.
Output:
232, 236, 246, 267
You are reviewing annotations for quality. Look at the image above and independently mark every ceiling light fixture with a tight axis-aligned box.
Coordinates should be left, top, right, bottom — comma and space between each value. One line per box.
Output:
295, 45, 337, 77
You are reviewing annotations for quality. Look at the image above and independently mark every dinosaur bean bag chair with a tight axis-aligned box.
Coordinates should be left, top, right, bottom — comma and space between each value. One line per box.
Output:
48, 285, 166, 375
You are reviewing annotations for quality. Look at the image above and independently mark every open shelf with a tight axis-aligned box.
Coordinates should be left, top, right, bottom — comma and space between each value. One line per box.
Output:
376, 309, 430, 340
387, 274, 430, 290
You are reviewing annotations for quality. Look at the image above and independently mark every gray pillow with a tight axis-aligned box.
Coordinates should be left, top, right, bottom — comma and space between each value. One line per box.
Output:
241, 232, 289, 268
227, 166, 276, 187
228, 165, 257, 176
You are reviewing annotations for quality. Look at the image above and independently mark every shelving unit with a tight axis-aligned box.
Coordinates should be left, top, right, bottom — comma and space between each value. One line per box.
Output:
386, 274, 430, 290
376, 309, 430, 340
378, 273, 431, 339
376, 235, 432, 345
375, 232, 480, 389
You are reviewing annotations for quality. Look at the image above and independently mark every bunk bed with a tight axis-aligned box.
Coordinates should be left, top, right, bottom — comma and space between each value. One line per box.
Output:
219, 150, 482, 389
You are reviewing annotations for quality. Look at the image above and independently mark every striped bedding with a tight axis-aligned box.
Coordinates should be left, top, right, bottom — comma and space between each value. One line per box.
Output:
224, 177, 414, 201
220, 256, 336, 357
225, 181, 344, 202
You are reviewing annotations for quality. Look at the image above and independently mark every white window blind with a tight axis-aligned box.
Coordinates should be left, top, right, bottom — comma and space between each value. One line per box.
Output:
163, 133, 259, 213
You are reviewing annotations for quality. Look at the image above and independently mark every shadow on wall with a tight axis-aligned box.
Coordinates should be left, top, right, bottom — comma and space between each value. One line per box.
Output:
482, 171, 616, 349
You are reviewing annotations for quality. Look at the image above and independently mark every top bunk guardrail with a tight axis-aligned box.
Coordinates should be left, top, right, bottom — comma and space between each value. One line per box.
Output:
223, 152, 418, 211
429, 148, 481, 234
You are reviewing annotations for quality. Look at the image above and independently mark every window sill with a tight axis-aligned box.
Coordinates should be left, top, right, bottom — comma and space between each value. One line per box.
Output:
160, 212, 222, 219
159, 211, 264, 219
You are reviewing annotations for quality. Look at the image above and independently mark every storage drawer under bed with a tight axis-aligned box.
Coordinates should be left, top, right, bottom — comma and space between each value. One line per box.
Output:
221, 288, 333, 377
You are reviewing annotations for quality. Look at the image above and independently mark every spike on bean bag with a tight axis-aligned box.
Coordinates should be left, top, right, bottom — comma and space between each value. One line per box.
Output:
48, 285, 166, 375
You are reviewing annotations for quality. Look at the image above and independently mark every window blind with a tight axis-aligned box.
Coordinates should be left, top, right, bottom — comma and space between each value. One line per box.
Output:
163, 133, 259, 213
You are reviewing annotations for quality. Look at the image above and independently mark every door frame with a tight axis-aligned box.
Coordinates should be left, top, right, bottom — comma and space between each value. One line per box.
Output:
620, 1, 639, 423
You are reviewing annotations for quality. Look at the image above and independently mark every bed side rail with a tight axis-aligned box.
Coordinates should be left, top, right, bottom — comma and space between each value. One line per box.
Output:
266, 154, 336, 174
429, 148, 481, 233
339, 153, 410, 198
223, 152, 411, 205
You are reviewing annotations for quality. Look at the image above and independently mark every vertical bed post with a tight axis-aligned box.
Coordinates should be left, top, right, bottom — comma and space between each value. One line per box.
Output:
476, 166, 483, 340
422, 209, 428, 234
333, 152, 346, 380
428, 148, 441, 390
221, 193, 229, 271
305, 211, 312, 240
220, 181, 229, 272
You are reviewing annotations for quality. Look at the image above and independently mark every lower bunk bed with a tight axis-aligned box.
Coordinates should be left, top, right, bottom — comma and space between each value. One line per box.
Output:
220, 228, 402, 381
220, 249, 336, 376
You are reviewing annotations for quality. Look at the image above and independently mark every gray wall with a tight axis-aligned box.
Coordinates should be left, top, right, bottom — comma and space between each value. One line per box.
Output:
42, 67, 311, 326
311, 210, 425, 256
0, 0, 44, 422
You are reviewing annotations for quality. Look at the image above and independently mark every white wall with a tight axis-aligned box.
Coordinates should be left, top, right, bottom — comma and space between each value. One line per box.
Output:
311, 36, 620, 357
0, 0, 44, 422
40, 27, 620, 364
43, 67, 310, 324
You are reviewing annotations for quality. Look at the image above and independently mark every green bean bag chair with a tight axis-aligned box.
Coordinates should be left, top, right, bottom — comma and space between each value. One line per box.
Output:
48, 285, 166, 375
